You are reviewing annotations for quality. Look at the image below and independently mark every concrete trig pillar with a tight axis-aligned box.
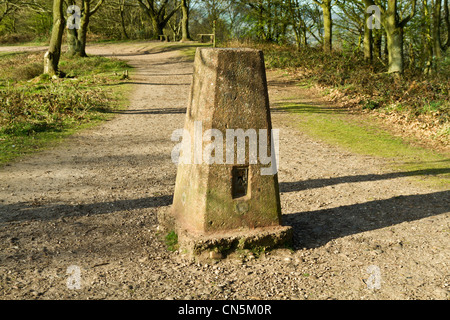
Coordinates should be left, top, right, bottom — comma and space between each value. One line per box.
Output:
164, 48, 292, 258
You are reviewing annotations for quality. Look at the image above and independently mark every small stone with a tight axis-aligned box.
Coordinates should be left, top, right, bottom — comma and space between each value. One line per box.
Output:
216, 285, 225, 292
123, 284, 133, 290
209, 251, 223, 260
30, 290, 41, 297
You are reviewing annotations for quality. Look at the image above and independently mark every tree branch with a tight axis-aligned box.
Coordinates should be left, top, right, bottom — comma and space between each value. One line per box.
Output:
137, 0, 156, 18
162, 2, 181, 25
90, 0, 104, 15
398, 0, 416, 28
443, 0, 450, 50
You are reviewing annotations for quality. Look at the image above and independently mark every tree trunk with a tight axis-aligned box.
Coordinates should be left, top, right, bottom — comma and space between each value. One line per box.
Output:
424, 0, 434, 74
120, 0, 129, 39
383, 0, 416, 74
363, 0, 374, 61
385, 24, 404, 74
66, 0, 80, 56
77, 0, 90, 57
152, 19, 164, 38
322, 1, 332, 52
384, 30, 389, 59
303, 27, 308, 46
364, 14, 373, 61
73, 0, 104, 57
44, 0, 65, 77
444, 0, 450, 50
67, 28, 80, 56
78, 13, 89, 57
433, 0, 442, 58
373, 29, 382, 59
180, 0, 191, 41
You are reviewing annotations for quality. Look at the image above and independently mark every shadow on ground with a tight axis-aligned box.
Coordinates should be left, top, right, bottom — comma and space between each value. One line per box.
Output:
283, 190, 449, 249
272, 103, 348, 114
0, 195, 173, 224
2, 188, 448, 251
280, 168, 450, 193
281, 168, 449, 248
2, 167, 449, 251
111, 108, 186, 115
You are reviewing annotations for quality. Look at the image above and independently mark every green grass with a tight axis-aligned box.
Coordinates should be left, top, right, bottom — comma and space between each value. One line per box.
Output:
0, 51, 45, 82
279, 103, 450, 189
0, 42, 207, 166
226, 41, 450, 140
0, 52, 132, 165
59, 55, 132, 78
165, 231, 179, 252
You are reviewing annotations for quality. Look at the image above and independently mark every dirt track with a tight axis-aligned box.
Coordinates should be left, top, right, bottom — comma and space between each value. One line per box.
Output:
0, 42, 448, 300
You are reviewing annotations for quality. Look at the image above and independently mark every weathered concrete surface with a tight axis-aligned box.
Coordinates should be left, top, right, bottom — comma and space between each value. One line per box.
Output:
167, 48, 292, 257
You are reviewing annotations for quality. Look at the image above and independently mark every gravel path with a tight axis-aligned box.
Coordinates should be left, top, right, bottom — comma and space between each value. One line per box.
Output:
0, 42, 448, 300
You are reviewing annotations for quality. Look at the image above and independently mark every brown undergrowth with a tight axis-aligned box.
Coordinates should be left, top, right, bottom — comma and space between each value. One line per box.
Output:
224, 40, 450, 153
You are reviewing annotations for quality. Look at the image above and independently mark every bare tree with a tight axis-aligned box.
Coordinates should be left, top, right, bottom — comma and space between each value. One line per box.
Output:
375, 0, 417, 74
0, 0, 18, 24
119, 0, 129, 39
78, 0, 104, 57
137, 0, 180, 39
65, 0, 104, 57
66, 0, 80, 56
313, 0, 333, 52
180, 0, 191, 41
0, 0, 49, 23
44, 0, 65, 77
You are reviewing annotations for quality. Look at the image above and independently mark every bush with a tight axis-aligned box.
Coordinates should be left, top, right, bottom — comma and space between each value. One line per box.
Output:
0, 52, 44, 81
224, 41, 449, 129
0, 33, 34, 44
0, 51, 130, 139
0, 82, 110, 137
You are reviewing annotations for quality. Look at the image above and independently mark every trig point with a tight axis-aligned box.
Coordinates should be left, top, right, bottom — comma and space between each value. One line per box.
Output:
162, 47, 292, 259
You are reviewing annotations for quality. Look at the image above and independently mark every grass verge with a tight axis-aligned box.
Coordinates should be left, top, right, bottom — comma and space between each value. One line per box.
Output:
278, 103, 450, 189
0, 52, 132, 165
224, 41, 449, 146
165, 230, 179, 252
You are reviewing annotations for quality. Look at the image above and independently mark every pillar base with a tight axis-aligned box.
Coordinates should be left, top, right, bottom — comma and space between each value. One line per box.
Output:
178, 225, 293, 260
158, 206, 292, 259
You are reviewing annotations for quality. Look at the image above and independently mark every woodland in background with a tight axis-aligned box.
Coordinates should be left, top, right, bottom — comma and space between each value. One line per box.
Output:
1, 1, 449, 73
0, 0, 449, 144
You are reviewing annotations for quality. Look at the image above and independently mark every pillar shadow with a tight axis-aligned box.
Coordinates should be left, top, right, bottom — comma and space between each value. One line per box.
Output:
0, 195, 173, 224
271, 103, 349, 114
282, 190, 450, 249
279, 167, 450, 193
110, 108, 186, 115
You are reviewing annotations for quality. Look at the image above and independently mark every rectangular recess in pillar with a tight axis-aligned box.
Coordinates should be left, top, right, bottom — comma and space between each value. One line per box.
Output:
232, 166, 249, 199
